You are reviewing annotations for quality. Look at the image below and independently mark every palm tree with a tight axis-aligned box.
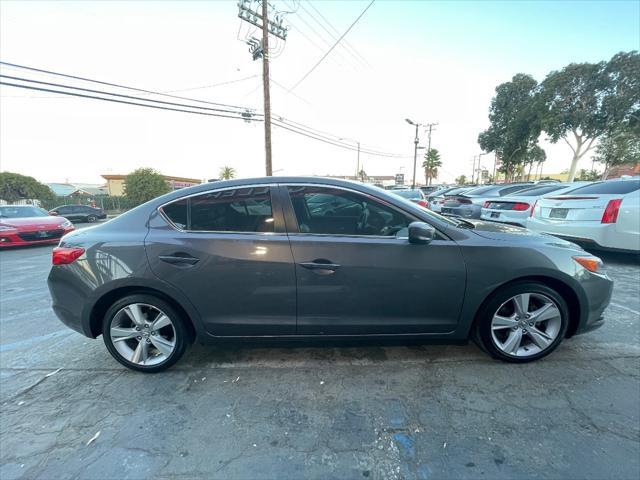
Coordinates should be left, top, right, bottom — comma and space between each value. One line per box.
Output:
219, 166, 236, 180
422, 149, 442, 185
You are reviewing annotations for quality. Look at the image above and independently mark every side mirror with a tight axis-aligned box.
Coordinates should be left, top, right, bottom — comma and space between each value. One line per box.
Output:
49, 211, 59, 216
408, 221, 435, 245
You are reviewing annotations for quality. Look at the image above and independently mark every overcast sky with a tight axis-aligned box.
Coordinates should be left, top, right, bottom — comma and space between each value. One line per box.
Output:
1, 0, 638, 185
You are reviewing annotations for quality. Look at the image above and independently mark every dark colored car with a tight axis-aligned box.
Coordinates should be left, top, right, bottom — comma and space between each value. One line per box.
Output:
391, 189, 429, 208
47, 177, 613, 372
0, 205, 75, 248
441, 183, 534, 219
50, 205, 107, 223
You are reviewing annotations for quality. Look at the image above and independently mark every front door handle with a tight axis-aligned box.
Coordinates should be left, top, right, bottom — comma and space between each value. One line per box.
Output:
159, 253, 199, 266
299, 259, 341, 274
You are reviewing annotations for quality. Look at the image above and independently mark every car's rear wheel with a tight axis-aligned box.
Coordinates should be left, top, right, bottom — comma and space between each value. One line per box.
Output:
86, 214, 98, 223
475, 282, 569, 363
102, 294, 189, 372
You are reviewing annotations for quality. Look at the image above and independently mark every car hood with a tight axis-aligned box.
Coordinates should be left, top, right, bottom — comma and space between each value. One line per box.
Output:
467, 219, 582, 249
0, 216, 67, 229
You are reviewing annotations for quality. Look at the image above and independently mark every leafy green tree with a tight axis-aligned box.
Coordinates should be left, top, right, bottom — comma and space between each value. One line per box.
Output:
454, 175, 468, 185
123, 168, 170, 207
219, 166, 236, 180
538, 51, 639, 181
478, 74, 542, 182
358, 169, 367, 182
422, 149, 442, 185
576, 169, 601, 181
524, 145, 546, 181
593, 128, 640, 179
0, 172, 55, 204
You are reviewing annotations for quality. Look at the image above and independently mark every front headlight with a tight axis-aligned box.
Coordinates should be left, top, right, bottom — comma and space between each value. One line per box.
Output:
61, 220, 73, 228
573, 255, 604, 274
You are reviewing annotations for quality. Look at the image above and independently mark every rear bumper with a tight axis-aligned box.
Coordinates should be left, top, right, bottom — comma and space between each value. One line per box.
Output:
47, 266, 94, 337
526, 219, 639, 253
441, 205, 481, 218
480, 209, 528, 227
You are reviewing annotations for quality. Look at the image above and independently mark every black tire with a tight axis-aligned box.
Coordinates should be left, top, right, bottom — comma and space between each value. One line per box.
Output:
102, 294, 190, 373
86, 214, 98, 223
473, 281, 569, 363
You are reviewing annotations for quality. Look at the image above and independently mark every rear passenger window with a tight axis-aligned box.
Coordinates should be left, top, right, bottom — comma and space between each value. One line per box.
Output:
162, 198, 188, 229
162, 187, 275, 233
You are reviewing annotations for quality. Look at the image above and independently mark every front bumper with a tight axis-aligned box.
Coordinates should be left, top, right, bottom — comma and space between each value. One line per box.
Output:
0, 227, 74, 248
572, 269, 614, 337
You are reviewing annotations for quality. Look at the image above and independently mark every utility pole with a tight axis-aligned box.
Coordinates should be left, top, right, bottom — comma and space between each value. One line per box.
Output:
261, 0, 272, 176
424, 123, 438, 185
471, 155, 476, 183
237, 0, 288, 176
405, 118, 422, 189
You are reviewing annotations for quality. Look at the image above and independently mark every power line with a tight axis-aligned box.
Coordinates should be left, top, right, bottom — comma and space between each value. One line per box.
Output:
307, 0, 369, 66
0, 81, 260, 121
289, 0, 375, 92
0, 61, 250, 111
0, 74, 260, 116
165, 75, 260, 93
272, 118, 408, 158
299, 1, 367, 68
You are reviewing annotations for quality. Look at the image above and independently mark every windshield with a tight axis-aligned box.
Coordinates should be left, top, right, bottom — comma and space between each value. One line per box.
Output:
0, 206, 49, 218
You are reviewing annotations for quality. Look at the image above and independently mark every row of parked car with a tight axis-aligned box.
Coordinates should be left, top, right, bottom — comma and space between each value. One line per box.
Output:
390, 178, 640, 253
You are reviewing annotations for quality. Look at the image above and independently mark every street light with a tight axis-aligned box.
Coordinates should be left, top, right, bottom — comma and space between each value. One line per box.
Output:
476, 152, 488, 183
405, 118, 422, 189
339, 137, 361, 181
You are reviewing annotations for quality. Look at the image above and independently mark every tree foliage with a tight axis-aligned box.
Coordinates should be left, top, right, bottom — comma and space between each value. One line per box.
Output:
422, 148, 442, 185
454, 175, 468, 185
0, 172, 55, 204
593, 128, 640, 178
479, 50, 639, 182
219, 166, 236, 180
478, 74, 542, 181
123, 168, 170, 207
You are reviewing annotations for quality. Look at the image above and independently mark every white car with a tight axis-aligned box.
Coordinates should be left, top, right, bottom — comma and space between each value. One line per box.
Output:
481, 183, 588, 227
526, 179, 640, 252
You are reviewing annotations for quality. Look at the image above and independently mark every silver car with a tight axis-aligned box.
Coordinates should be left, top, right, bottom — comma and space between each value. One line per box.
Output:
441, 183, 534, 219
480, 183, 589, 227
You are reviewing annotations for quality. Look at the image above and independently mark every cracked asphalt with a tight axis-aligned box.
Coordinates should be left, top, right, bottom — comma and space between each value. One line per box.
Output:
1, 240, 639, 480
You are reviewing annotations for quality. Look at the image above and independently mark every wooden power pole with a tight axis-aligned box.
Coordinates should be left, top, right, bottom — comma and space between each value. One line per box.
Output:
261, 0, 273, 176
237, 0, 288, 176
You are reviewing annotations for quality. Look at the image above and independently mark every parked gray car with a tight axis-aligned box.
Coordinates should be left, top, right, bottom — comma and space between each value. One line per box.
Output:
47, 177, 613, 372
441, 183, 534, 218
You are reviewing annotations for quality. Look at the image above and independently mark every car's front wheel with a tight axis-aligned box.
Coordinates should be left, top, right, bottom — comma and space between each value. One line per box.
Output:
86, 214, 98, 223
474, 282, 569, 363
102, 294, 190, 372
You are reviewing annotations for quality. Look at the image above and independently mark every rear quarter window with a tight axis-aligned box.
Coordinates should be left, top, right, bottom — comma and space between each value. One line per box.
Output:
566, 180, 640, 195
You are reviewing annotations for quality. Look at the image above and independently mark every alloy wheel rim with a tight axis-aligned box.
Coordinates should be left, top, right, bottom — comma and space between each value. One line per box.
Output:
490, 292, 562, 357
110, 303, 176, 366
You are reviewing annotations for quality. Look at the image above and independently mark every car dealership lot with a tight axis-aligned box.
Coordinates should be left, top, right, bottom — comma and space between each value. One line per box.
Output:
1, 244, 639, 479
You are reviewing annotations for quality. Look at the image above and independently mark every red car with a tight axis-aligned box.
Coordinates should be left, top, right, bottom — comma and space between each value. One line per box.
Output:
0, 205, 75, 248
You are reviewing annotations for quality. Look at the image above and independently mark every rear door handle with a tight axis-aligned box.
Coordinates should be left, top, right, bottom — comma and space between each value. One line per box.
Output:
158, 254, 199, 266
299, 259, 341, 274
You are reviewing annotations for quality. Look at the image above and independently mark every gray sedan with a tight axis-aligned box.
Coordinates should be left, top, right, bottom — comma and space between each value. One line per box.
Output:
441, 183, 534, 218
47, 177, 613, 372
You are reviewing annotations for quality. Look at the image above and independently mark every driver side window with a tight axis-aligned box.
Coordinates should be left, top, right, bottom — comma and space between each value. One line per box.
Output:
287, 186, 412, 236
